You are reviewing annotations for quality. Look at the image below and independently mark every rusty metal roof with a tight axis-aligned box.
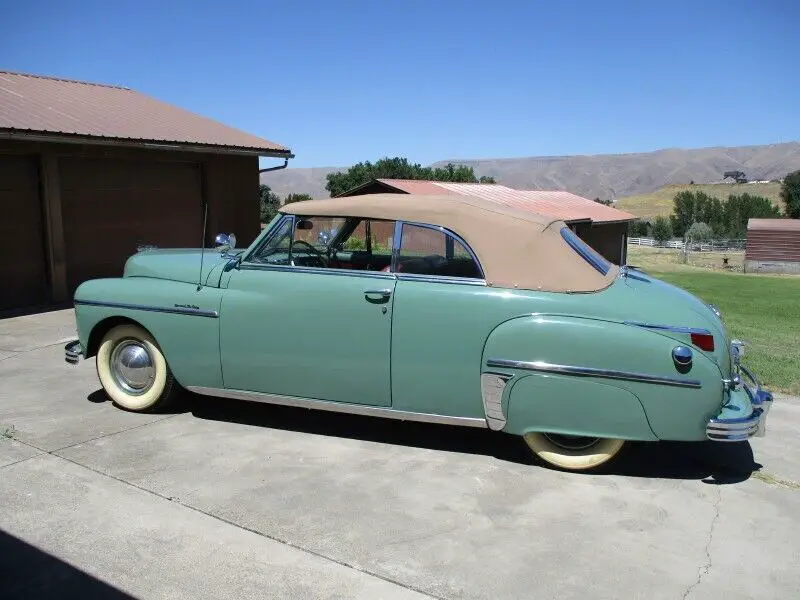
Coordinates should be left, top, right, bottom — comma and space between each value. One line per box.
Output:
374, 179, 634, 224
374, 179, 456, 196
0, 70, 292, 156
748, 218, 800, 232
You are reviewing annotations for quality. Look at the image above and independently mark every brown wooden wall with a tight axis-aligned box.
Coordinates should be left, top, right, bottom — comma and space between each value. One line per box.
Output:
0, 154, 47, 311
572, 221, 628, 265
0, 139, 259, 311
745, 229, 800, 262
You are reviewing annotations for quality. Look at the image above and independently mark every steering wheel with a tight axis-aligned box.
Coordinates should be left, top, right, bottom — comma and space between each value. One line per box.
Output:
291, 240, 326, 267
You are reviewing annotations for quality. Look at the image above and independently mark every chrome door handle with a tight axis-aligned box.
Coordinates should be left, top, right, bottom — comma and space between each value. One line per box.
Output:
364, 289, 392, 300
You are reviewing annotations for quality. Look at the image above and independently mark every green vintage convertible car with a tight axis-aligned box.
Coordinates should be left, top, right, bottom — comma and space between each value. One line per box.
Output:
65, 193, 773, 471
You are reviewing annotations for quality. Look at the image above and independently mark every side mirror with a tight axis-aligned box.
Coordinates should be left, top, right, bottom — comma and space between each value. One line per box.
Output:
214, 233, 236, 252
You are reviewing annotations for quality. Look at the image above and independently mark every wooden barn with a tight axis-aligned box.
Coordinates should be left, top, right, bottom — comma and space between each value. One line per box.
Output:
744, 218, 800, 274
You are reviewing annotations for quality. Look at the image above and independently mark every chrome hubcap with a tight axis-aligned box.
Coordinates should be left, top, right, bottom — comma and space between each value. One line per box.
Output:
110, 340, 155, 395
542, 433, 601, 451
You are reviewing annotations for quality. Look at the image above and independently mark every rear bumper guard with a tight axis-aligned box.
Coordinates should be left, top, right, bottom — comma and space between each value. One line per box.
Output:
707, 365, 773, 442
65, 340, 83, 365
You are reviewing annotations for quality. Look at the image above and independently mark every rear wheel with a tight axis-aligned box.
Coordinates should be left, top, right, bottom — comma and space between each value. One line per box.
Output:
96, 324, 181, 412
523, 432, 625, 471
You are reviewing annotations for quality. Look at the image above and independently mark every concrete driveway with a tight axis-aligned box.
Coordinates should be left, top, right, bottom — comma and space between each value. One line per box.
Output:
1, 309, 798, 600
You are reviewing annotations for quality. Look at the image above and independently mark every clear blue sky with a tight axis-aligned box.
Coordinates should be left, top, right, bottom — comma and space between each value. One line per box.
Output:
2, 0, 798, 168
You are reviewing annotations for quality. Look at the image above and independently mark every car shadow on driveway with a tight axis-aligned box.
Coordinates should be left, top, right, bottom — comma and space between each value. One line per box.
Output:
178, 394, 761, 485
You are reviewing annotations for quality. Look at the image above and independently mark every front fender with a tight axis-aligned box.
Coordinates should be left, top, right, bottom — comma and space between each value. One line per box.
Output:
73, 277, 224, 389
482, 315, 725, 441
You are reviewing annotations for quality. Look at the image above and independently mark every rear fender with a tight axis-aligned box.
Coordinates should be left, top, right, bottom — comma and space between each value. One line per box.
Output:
482, 315, 725, 441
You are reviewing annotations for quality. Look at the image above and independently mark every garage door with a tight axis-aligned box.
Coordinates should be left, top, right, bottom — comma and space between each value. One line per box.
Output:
60, 157, 203, 294
0, 154, 47, 311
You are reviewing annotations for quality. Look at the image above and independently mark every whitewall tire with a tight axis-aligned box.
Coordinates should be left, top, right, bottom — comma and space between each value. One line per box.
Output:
523, 432, 625, 471
96, 324, 180, 412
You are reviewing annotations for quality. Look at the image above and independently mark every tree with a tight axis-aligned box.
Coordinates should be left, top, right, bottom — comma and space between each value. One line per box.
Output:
685, 222, 713, 242
781, 170, 800, 218
723, 193, 781, 237
284, 193, 314, 205
670, 191, 724, 238
325, 156, 491, 197
594, 197, 613, 206
259, 184, 281, 223
627, 219, 649, 237
479, 175, 497, 183
651, 216, 673, 244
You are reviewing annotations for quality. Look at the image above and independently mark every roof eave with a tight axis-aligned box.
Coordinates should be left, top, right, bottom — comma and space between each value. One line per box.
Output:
588, 217, 637, 224
0, 129, 294, 158
336, 179, 404, 197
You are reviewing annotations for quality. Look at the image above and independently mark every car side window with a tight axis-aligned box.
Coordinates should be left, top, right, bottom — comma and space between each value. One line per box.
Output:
397, 224, 482, 279
248, 215, 397, 273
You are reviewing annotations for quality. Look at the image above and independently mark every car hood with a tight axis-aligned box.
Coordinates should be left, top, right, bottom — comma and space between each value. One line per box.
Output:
123, 248, 236, 287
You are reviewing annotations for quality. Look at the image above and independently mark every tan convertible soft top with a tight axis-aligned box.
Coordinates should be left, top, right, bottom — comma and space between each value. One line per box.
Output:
282, 193, 618, 293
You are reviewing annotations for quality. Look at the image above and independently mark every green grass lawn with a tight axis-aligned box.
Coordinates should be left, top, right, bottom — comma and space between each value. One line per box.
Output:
642, 268, 800, 395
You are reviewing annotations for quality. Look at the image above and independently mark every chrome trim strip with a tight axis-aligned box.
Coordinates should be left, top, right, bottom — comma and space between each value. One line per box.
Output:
623, 321, 712, 336
187, 386, 490, 428
391, 220, 403, 273
239, 263, 486, 286
480, 372, 512, 431
485, 358, 703, 389
396, 273, 487, 286
239, 263, 396, 280
74, 299, 219, 318
64, 340, 83, 365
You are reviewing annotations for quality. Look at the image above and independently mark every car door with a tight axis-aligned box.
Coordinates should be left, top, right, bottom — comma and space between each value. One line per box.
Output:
388, 222, 492, 419
219, 214, 395, 406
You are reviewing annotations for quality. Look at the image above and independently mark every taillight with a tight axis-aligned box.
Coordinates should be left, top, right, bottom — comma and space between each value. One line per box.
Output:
691, 332, 715, 352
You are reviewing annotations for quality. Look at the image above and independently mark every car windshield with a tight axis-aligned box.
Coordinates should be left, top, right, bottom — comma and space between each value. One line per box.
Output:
560, 227, 611, 275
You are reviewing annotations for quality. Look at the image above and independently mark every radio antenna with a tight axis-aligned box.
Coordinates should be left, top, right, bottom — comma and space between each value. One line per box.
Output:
196, 196, 209, 291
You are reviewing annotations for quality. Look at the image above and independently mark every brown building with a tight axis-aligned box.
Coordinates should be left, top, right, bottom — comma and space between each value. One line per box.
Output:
0, 70, 292, 313
744, 218, 800, 274
338, 179, 635, 265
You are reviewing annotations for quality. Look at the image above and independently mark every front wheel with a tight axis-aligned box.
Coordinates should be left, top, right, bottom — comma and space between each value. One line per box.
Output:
523, 432, 625, 471
96, 324, 181, 412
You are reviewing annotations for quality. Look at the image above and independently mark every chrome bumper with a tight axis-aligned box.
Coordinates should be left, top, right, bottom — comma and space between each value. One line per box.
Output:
707, 365, 773, 442
65, 340, 83, 365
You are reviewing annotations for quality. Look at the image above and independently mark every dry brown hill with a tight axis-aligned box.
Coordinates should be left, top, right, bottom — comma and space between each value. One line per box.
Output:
260, 142, 800, 201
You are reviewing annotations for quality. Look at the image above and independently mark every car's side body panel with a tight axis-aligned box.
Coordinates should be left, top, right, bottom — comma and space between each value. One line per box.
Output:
389, 279, 543, 418
483, 315, 726, 441
219, 266, 395, 406
73, 277, 225, 389
504, 375, 658, 441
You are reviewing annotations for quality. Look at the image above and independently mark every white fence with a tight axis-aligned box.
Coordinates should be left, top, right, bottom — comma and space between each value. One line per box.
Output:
628, 237, 746, 252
